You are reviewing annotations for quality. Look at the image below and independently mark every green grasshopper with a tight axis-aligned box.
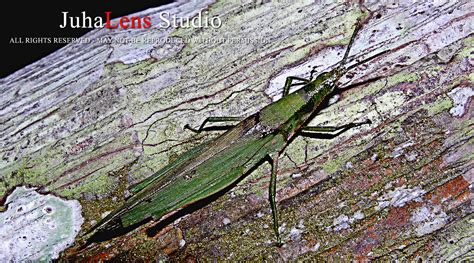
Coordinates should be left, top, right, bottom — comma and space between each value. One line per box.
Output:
86, 16, 382, 246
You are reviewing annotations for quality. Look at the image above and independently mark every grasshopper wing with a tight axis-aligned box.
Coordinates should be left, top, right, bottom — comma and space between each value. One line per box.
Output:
129, 140, 212, 195
119, 131, 286, 229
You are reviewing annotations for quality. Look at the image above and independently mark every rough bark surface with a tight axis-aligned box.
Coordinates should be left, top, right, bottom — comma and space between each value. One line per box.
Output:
1, 0, 473, 261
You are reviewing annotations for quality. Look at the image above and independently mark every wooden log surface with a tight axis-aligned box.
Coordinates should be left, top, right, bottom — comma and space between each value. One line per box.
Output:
0, 0, 473, 261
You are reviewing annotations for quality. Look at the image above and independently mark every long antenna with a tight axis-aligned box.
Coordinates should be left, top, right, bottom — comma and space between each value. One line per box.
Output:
338, 18, 364, 68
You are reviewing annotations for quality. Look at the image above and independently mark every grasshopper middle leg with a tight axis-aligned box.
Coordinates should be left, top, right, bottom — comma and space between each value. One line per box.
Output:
184, 117, 243, 133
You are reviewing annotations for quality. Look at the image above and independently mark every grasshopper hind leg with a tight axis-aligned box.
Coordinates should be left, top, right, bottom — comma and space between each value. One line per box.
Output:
267, 153, 282, 246
300, 120, 371, 138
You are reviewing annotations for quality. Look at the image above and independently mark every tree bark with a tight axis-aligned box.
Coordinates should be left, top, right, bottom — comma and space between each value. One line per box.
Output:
1, 0, 472, 261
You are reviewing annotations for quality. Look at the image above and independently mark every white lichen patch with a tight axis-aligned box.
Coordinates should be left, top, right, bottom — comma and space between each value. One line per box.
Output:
223, 217, 231, 225
0, 187, 83, 262
179, 239, 186, 248
332, 214, 350, 231
371, 154, 379, 162
278, 223, 287, 234
405, 151, 418, 162
291, 173, 302, 179
391, 141, 414, 158
376, 186, 425, 210
289, 227, 303, 241
351, 210, 365, 221
287, 220, 305, 241
410, 204, 448, 237
345, 162, 353, 169
447, 87, 474, 117
311, 242, 321, 252
329, 210, 365, 232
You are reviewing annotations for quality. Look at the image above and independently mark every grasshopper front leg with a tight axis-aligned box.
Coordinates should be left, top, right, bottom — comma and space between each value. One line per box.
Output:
185, 75, 311, 133
283, 76, 310, 97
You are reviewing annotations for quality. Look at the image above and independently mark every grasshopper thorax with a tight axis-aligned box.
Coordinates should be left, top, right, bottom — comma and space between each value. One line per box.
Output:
302, 70, 338, 103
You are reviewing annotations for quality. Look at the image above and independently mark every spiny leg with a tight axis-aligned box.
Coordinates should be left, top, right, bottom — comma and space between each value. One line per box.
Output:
184, 116, 243, 133
300, 119, 371, 138
268, 153, 282, 246
283, 76, 310, 97
309, 67, 318, 80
